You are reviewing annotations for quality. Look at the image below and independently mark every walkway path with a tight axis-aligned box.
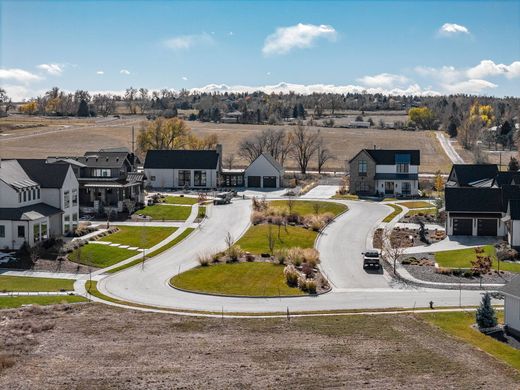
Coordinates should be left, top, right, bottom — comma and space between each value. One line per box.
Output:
436, 132, 464, 164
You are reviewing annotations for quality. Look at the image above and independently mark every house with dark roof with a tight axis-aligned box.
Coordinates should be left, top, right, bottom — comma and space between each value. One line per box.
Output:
48, 148, 145, 216
242, 153, 285, 188
501, 276, 520, 338
444, 164, 520, 244
0, 158, 78, 249
348, 148, 420, 196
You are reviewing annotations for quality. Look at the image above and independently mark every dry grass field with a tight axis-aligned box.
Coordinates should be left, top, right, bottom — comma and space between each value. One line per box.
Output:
0, 114, 452, 173
0, 303, 518, 389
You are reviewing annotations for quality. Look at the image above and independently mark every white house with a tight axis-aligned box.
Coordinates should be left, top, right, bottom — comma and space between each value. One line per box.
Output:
0, 159, 65, 249
502, 276, 520, 338
144, 149, 220, 189
244, 153, 285, 189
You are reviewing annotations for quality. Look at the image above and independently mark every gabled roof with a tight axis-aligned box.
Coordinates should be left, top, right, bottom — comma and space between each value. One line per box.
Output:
501, 275, 520, 299
349, 149, 420, 165
17, 159, 71, 189
448, 164, 498, 187
144, 149, 220, 170
445, 187, 502, 212
0, 203, 63, 221
507, 199, 520, 220
0, 160, 39, 191
259, 153, 284, 172
501, 185, 520, 212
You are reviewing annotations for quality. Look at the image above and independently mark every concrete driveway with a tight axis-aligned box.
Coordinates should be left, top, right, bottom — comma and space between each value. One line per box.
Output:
300, 185, 338, 199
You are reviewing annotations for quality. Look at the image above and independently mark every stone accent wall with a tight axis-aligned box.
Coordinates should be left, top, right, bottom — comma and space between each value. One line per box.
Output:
349, 150, 376, 194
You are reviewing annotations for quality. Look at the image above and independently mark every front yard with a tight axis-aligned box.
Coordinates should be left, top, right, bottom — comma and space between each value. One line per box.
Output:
0, 275, 74, 292
171, 262, 305, 296
236, 224, 317, 254
163, 196, 198, 205
69, 244, 138, 268
134, 204, 192, 221
98, 226, 177, 248
434, 246, 520, 273
398, 201, 434, 209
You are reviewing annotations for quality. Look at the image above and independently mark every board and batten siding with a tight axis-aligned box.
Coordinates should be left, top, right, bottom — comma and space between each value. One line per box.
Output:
504, 295, 520, 336
244, 154, 284, 188
145, 168, 218, 189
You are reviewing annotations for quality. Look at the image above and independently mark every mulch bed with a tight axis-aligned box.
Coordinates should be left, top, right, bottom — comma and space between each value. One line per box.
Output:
373, 227, 446, 249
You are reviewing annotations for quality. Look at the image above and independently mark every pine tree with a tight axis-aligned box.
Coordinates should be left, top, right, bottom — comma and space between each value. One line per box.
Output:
508, 157, 519, 172
77, 99, 89, 117
476, 293, 497, 329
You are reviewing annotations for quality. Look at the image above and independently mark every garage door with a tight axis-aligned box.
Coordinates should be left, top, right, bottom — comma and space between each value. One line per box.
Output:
453, 218, 472, 235
263, 176, 277, 188
247, 176, 261, 188
477, 219, 497, 236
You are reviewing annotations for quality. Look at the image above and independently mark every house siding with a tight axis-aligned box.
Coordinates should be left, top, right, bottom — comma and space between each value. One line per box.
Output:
145, 168, 218, 189
244, 155, 284, 188
349, 151, 376, 194
504, 295, 520, 336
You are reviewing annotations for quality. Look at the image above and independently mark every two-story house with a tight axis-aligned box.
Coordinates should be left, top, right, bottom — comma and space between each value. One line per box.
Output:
48, 148, 145, 216
0, 159, 77, 249
349, 148, 420, 196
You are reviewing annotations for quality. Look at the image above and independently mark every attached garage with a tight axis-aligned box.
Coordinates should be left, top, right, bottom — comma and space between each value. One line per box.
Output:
477, 218, 498, 236
452, 218, 472, 235
263, 176, 277, 188
247, 176, 261, 188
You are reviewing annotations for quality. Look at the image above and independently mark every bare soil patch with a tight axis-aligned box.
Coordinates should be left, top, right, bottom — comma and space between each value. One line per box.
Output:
0, 303, 518, 389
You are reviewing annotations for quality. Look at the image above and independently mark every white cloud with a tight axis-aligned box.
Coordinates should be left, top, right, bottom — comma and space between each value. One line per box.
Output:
262, 23, 337, 55
0, 68, 42, 83
358, 73, 409, 88
120, 69, 131, 75
438, 23, 470, 36
37, 63, 63, 75
266, 71, 271, 76
181, 76, 188, 81
163, 33, 214, 50
442, 79, 497, 94
467, 60, 520, 79
96, 70, 104, 75
414, 65, 462, 83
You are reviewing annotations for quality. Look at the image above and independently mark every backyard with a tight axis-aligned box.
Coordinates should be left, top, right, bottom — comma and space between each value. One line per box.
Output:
134, 205, 192, 221
99, 226, 177, 248
69, 244, 138, 268
434, 246, 520, 273
236, 224, 317, 254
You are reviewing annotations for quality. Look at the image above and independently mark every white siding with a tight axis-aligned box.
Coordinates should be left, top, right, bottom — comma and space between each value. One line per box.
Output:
244, 155, 284, 188
375, 164, 419, 174
504, 295, 520, 333
145, 168, 217, 189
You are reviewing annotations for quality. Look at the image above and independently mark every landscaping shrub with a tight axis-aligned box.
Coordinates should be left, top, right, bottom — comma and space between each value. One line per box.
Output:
252, 196, 268, 212
211, 252, 222, 264
476, 293, 498, 329
302, 248, 320, 266
463, 270, 475, 278
226, 245, 244, 262
321, 212, 335, 225
251, 211, 266, 225
286, 213, 301, 224
496, 248, 518, 261
297, 276, 308, 292
435, 267, 453, 275
274, 248, 288, 265
306, 280, 317, 294
245, 252, 255, 262
452, 268, 463, 276
302, 263, 315, 278
303, 215, 325, 231
198, 254, 210, 266
283, 265, 299, 287
287, 247, 304, 266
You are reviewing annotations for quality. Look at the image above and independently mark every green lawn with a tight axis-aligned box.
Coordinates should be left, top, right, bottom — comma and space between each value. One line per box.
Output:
269, 200, 347, 217
0, 275, 74, 292
236, 224, 317, 254
171, 262, 304, 296
99, 226, 177, 248
382, 204, 403, 222
106, 228, 195, 273
331, 194, 359, 200
434, 245, 520, 273
0, 295, 88, 309
197, 206, 206, 219
135, 205, 192, 221
398, 201, 434, 209
164, 196, 198, 205
405, 208, 436, 217
69, 244, 138, 268
422, 311, 520, 372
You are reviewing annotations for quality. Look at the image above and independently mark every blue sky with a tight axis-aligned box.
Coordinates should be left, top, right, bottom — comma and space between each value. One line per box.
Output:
1, 0, 519, 100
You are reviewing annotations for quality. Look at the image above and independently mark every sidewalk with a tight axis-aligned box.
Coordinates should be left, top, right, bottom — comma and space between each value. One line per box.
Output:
0, 269, 83, 279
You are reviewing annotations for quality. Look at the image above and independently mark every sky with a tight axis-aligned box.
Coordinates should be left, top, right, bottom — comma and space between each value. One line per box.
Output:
1, 0, 519, 100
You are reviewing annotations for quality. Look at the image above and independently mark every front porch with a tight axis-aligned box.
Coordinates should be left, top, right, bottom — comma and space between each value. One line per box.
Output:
79, 182, 144, 215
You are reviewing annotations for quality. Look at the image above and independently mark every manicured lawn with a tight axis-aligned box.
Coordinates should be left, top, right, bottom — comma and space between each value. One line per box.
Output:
135, 205, 192, 221
236, 224, 317, 254
106, 228, 195, 273
435, 245, 520, 273
69, 244, 138, 268
0, 295, 87, 309
171, 262, 304, 296
382, 204, 403, 222
405, 208, 436, 217
0, 275, 74, 292
269, 200, 347, 217
99, 226, 177, 248
422, 311, 520, 371
331, 194, 358, 200
164, 196, 198, 205
398, 201, 434, 209
197, 206, 206, 219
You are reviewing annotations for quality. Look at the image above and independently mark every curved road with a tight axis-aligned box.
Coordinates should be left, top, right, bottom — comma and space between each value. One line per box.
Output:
91, 198, 493, 314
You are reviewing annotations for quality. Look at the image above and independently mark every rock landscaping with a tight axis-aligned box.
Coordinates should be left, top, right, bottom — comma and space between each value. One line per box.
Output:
373, 226, 446, 249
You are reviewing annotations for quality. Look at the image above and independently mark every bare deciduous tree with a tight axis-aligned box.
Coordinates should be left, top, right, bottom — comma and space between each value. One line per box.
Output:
224, 154, 235, 170
317, 143, 334, 174
381, 229, 405, 276
238, 128, 292, 166
290, 125, 320, 174
124, 87, 138, 114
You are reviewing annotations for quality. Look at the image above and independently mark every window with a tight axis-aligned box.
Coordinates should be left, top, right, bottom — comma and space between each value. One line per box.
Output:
34, 224, 40, 242
0, 225, 5, 238
64, 215, 70, 233
23, 191, 27, 202
358, 160, 367, 176
178, 170, 191, 187
17, 225, 25, 238
357, 182, 369, 192
18, 192, 21, 203
32, 188, 36, 200
64, 190, 70, 208
92, 168, 111, 177
28, 190, 31, 201
72, 213, 78, 227
397, 163, 409, 173
150, 176, 156, 181
402, 182, 411, 195
41, 223, 48, 240
194, 171, 207, 186
72, 189, 78, 206
37, 188, 40, 199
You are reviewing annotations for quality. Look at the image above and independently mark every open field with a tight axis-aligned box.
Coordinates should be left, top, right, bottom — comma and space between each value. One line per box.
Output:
0, 275, 74, 292
99, 226, 177, 248
0, 115, 452, 173
0, 304, 518, 389
171, 262, 304, 296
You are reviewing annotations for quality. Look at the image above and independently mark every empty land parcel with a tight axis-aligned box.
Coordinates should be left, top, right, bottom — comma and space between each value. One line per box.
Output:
0, 115, 452, 173
0, 304, 518, 389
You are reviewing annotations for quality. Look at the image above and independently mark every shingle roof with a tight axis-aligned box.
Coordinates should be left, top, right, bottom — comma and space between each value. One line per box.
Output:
17, 159, 70, 189
0, 160, 39, 190
500, 185, 520, 212
449, 164, 499, 187
501, 275, 520, 299
0, 203, 63, 221
445, 187, 502, 212
144, 150, 220, 170
363, 149, 420, 165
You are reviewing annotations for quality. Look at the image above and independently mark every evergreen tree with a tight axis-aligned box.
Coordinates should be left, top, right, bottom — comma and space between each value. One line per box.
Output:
77, 99, 89, 117
447, 121, 458, 138
508, 157, 519, 172
476, 293, 497, 329
500, 120, 512, 135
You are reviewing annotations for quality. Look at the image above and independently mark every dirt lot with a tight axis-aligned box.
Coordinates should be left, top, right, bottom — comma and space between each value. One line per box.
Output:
0, 115, 451, 173
0, 303, 518, 389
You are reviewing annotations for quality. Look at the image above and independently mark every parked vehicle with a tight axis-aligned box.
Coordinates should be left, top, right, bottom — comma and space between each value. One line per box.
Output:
213, 192, 233, 205
362, 251, 381, 269
0, 252, 17, 265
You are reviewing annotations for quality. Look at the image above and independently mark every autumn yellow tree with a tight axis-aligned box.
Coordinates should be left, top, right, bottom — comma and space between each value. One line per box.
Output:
458, 101, 494, 150
408, 107, 437, 130
19, 101, 37, 114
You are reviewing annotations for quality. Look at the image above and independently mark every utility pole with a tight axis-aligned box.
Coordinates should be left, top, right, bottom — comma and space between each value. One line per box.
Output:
131, 126, 135, 154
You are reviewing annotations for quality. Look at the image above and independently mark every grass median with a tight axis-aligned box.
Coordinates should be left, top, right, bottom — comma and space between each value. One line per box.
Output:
99, 226, 178, 248
0, 275, 75, 292
236, 224, 317, 254
382, 204, 403, 222
398, 201, 433, 209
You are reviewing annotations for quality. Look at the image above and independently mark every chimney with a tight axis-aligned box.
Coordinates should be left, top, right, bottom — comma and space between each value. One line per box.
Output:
373, 145, 376, 150
216, 144, 223, 171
